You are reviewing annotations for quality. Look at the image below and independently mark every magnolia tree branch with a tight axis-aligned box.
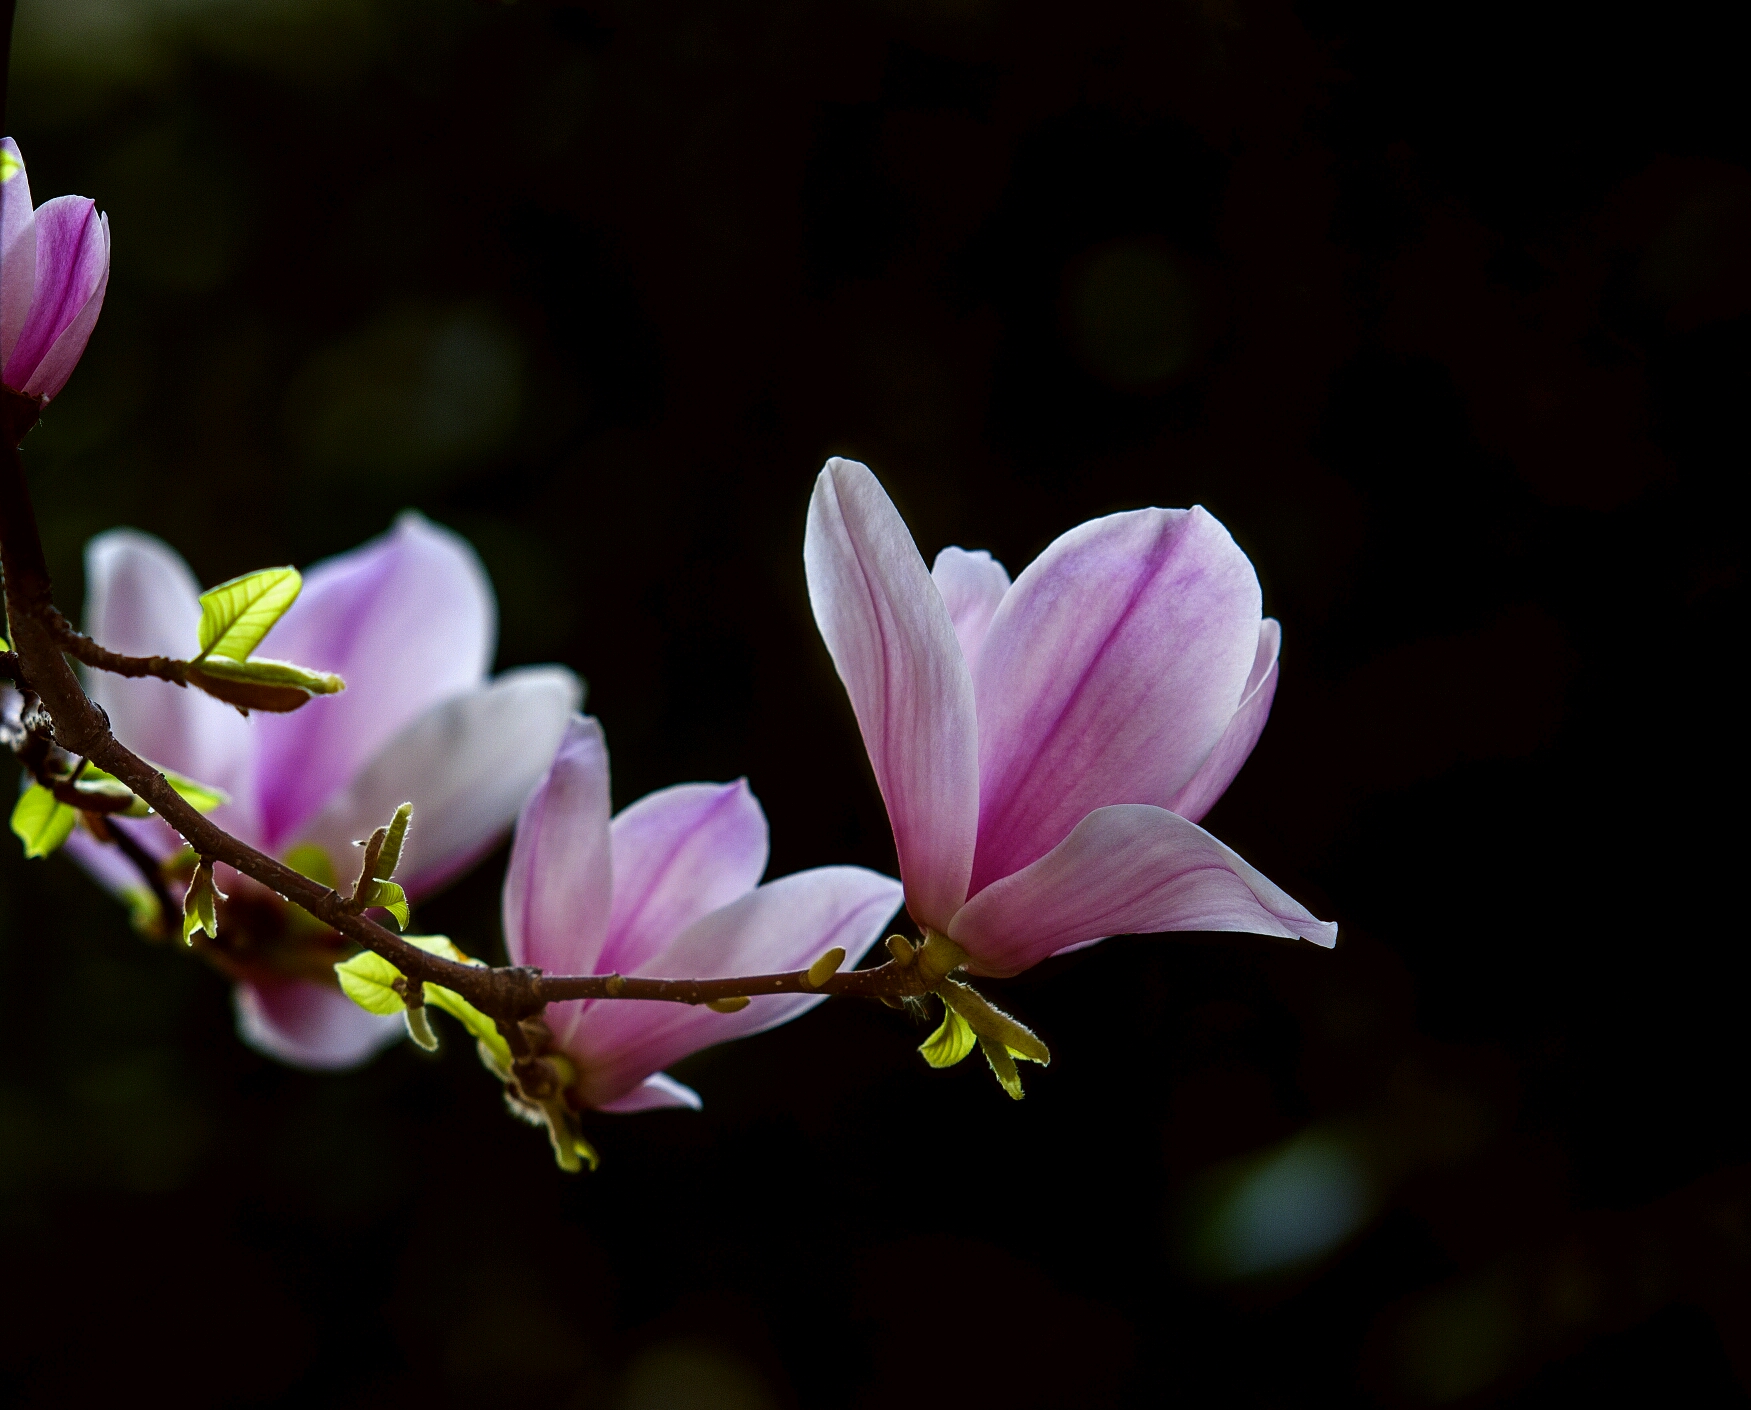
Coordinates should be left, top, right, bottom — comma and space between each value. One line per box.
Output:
1, 412, 931, 1026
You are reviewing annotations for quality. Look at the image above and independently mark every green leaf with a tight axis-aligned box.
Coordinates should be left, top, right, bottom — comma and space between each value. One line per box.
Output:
197, 567, 302, 661
374, 802, 413, 880
69, 772, 150, 817
182, 862, 221, 945
334, 948, 406, 1014
919, 1001, 977, 1068
939, 978, 1051, 1065
11, 784, 77, 858
77, 763, 230, 818
332, 935, 511, 1066
284, 842, 338, 890
161, 767, 230, 813
188, 654, 344, 695
356, 878, 410, 928
979, 1035, 1025, 1100
424, 984, 508, 1066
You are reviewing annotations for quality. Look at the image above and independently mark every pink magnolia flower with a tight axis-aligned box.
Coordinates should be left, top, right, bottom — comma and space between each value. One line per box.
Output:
504, 715, 904, 1112
804, 457, 1335, 978
69, 513, 582, 1069
1, 138, 111, 402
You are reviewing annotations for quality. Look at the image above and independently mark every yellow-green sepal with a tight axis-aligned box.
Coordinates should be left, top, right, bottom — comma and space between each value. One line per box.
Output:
920, 1001, 977, 1068
11, 784, 76, 857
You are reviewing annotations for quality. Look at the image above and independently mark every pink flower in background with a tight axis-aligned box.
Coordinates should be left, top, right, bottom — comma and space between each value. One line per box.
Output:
505, 715, 903, 1112
1, 138, 111, 403
71, 513, 581, 1069
804, 457, 1335, 978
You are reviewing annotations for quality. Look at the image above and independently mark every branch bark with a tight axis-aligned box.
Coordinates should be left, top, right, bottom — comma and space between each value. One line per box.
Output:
1, 414, 929, 1024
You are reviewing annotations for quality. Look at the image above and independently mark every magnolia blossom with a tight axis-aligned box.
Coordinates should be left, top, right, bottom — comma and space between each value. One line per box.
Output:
1, 138, 111, 402
804, 457, 1335, 978
70, 513, 581, 1068
505, 715, 903, 1112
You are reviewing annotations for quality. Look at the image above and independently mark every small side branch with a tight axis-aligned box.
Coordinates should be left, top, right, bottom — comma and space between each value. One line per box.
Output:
46, 610, 190, 686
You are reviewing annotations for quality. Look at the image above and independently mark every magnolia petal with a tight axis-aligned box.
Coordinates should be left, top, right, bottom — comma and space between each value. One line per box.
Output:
81, 531, 258, 839
804, 458, 979, 931
293, 666, 581, 901
949, 803, 1336, 977
19, 212, 109, 402
970, 506, 1264, 893
503, 716, 614, 1058
252, 513, 495, 849
234, 975, 405, 1071
1166, 618, 1281, 824
931, 546, 1012, 665
569, 865, 903, 1109
596, 1071, 703, 1114
4, 196, 109, 399
1, 138, 36, 366
600, 779, 769, 978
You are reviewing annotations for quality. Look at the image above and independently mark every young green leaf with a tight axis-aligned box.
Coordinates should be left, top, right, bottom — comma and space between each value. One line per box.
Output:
374, 803, 413, 881
919, 1001, 977, 1068
284, 842, 338, 890
78, 764, 230, 818
939, 979, 1051, 1065
11, 784, 77, 858
197, 567, 302, 661
979, 1034, 1025, 1100
70, 772, 151, 816
334, 949, 406, 1014
332, 936, 511, 1066
404, 1005, 439, 1051
182, 861, 222, 945
160, 768, 230, 813
354, 878, 410, 928
186, 655, 344, 714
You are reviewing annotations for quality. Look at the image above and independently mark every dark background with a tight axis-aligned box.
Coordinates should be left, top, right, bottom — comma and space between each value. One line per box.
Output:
1, 0, 1745, 1405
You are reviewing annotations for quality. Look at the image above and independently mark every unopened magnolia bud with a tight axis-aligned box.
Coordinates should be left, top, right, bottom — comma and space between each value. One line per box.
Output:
706, 996, 750, 1013
806, 947, 846, 988
886, 935, 916, 965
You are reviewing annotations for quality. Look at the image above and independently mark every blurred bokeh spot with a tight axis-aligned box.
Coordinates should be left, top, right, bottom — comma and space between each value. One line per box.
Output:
1063, 237, 1198, 390
615, 1340, 775, 1410
1391, 1270, 1520, 1404
1182, 1128, 1374, 1280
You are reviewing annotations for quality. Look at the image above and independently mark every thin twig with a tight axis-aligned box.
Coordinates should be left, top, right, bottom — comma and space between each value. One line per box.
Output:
0, 407, 932, 1025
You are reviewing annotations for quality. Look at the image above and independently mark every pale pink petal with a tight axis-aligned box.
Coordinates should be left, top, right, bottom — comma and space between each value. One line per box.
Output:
949, 803, 1336, 977
1, 139, 36, 365
1165, 619, 1281, 824
252, 513, 495, 850
292, 666, 581, 900
234, 975, 404, 1071
503, 716, 613, 1051
931, 546, 1012, 665
81, 530, 259, 843
600, 779, 769, 977
568, 865, 903, 1108
804, 458, 979, 931
596, 1072, 703, 1113
5, 196, 109, 400
969, 506, 1263, 893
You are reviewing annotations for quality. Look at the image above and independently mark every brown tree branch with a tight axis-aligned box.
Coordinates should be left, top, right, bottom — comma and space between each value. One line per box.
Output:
1, 408, 932, 1026
45, 610, 190, 686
